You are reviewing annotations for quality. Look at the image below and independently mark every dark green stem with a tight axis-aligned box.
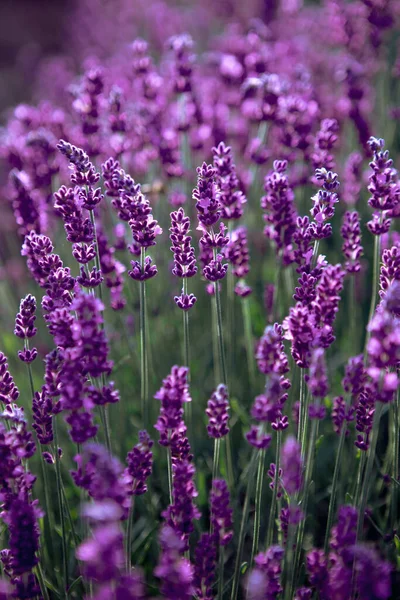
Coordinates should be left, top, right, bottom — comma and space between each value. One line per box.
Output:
53, 417, 68, 598
367, 235, 381, 337
250, 448, 266, 565
182, 278, 192, 435
140, 247, 149, 427
392, 385, 399, 530
266, 430, 282, 548
324, 424, 347, 553
356, 402, 383, 542
230, 452, 257, 600
126, 498, 135, 570
242, 297, 256, 391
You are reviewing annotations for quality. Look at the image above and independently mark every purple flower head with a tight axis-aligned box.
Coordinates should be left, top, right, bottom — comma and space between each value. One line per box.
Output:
329, 505, 357, 554
352, 545, 392, 600
77, 265, 103, 288
367, 136, 399, 212
354, 389, 375, 451
66, 410, 99, 444
154, 366, 191, 445
342, 354, 367, 401
223, 226, 250, 277
128, 191, 162, 249
210, 479, 233, 546
343, 151, 363, 207
283, 303, 315, 368
77, 523, 124, 583
235, 281, 252, 297
32, 387, 54, 445
294, 588, 313, 600
251, 374, 288, 424
367, 308, 400, 394
305, 348, 329, 398
71, 443, 130, 517
174, 293, 197, 311
168, 33, 194, 94
310, 168, 339, 240
312, 264, 345, 348
246, 546, 284, 600
199, 221, 229, 252
14, 295, 37, 340
164, 458, 200, 549
212, 142, 246, 220
203, 254, 228, 281
0, 352, 20, 405
379, 246, 400, 306
193, 533, 217, 600
125, 431, 153, 496
87, 382, 120, 407
281, 436, 303, 496
18, 347, 38, 364
170, 208, 197, 278
154, 525, 193, 600
311, 119, 339, 171
256, 323, 289, 376
206, 384, 230, 439
246, 425, 272, 450
193, 162, 221, 227
2, 492, 42, 576
306, 549, 329, 596
293, 272, 317, 307
341, 211, 363, 274
57, 139, 100, 186
261, 160, 297, 264
331, 396, 354, 435
128, 256, 158, 281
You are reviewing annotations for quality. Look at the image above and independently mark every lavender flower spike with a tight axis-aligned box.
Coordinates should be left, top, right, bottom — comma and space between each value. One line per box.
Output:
206, 384, 230, 439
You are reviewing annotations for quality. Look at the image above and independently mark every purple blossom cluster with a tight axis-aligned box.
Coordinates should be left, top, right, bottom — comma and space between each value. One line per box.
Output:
0, 3, 400, 598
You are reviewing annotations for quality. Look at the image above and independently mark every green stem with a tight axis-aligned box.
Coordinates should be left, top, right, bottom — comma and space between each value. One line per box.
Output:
212, 438, 221, 483
266, 430, 282, 548
392, 385, 399, 531
356, 402, 383, 542
250, 448, 266, 565
35, 563, 50, 600
53, 417, 68, 598
242, 297, 256, 392
214, 255, 234, 489
140, 247, 149, 427
291, 416, 319, 596
367, 235, 381, 337
89, 209, 103, 304
167, 446, 174, 506
182, 278, 192, 436
353, 451, 366, 508
218, 548, 225, 600
297, 372, 305, 444
126, 498, 135, 571
230, 452, 257, 600
324, 424, 346, 553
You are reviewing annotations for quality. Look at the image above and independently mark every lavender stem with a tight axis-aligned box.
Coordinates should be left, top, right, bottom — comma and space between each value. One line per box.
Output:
140, 246, 149, 427
53, 416, 69, 598
266, 429, 282, 548
250, 447, 266, 565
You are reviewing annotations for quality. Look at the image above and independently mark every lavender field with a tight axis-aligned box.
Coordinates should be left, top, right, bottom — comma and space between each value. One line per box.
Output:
0, 0, 399, 598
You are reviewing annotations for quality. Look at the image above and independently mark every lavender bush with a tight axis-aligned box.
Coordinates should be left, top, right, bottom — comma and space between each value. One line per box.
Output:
0, 0, 399, 598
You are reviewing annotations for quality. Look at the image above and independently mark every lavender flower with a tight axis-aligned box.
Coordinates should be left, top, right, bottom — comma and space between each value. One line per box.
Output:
281, 436, 303, 496
261, 159, 297, 264
32, 387, 54, 445
366, 308, 399, 403
366, 137, 398, 236
341, 211, 363, 273
310, 168, 339, 240
206, 384, 230, 438
256, 323, 289, 376
77, 523, 124, 583
154, 366, 191, 446
125, 431, 153, 496
154, 526, 193, 600
0, 352, 20, 405
169, 208, 197, 278
306, 348, 329, 399
246, 546, 284, 600
193, 533, 217, 600
212, 142, 246, 220
193, 163, 221, 227
379, 246, 400, 304
163, 458, 200, 549
210, 479, 233, 546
